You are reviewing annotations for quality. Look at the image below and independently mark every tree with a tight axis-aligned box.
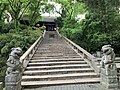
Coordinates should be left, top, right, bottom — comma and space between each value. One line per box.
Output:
53, 0, 86, 28
0, 3, 8, 21
0, 0, 9, 33
7, 0, 30, 31
28, 0, 55, 26
77, 0, 120, 52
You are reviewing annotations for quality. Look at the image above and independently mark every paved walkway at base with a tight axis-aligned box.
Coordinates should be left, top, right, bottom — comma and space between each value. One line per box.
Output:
23, 84, 105, 90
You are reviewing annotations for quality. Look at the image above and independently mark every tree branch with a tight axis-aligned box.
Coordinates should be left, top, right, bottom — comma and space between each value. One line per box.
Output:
18, 1, 31, 20
7, 0, 16, 13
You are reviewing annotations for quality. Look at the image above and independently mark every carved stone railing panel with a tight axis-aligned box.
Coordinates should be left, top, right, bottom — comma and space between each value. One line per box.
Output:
117, 68, 120, 88
20, 30, 46, 72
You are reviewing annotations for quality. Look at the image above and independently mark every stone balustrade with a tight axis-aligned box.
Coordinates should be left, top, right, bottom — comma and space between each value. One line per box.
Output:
56, 31, 119, 89
5, 30, 119, 90
61, 35, 99, 74
117, 68, 120, 88
20, 30, 46, 72
20, 36, 42, 72
5, 30, 46, 90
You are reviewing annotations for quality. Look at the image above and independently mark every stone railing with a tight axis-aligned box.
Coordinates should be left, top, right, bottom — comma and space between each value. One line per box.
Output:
56, 30, 99, 74
117, 68, 120, 88
63, 36, 99, 74
56, 31, 120, 89
56, 30, 62, 38
5, 30, 46, 90
20, 30, 46, 72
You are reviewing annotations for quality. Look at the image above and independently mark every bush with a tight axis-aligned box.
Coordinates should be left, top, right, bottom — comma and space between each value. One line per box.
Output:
40, 26, 46, 31
0, 28, 43, 83
0, 23, 16, 33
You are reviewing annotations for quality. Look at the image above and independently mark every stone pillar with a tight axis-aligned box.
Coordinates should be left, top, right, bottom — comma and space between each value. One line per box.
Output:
100, 45, 118, 89
5, 47, 22, 90
0, 82, 3, 90
100, 65, 118, 89
5, 73, 22, 90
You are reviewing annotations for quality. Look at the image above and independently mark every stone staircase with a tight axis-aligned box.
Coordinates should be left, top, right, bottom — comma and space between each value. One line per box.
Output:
22, 31, 100, 89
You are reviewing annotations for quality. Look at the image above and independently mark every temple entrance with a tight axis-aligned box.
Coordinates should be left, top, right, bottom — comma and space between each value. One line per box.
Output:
46, 25, 54, 31
36, 17, 56, 31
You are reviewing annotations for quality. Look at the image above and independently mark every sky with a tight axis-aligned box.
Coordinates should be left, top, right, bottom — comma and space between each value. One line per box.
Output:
41, 1, 85, 22
41, 1, 61, 17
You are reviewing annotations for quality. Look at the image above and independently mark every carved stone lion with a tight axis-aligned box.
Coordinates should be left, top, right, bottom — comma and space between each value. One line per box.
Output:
100, 45, 116, 75
6, 47, 23, 75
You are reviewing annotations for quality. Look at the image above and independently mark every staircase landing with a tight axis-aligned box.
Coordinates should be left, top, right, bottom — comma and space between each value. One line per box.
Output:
23, 84, 104, 90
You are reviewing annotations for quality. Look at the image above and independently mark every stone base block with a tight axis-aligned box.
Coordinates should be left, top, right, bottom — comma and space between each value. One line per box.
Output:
5, 73, 22, 90
100, 68, 118, 89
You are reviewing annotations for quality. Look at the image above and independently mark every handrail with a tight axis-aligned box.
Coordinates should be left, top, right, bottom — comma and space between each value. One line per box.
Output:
56, 31, 99, 74
56, 30, 62, 38
43, 30, 46, 37
63, 36, 99, 74
20, 30, 46, 72
64, 36, 95, 59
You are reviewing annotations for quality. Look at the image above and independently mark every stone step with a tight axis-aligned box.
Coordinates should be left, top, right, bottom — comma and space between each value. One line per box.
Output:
38, 45, 69, 48
22, 72, 99, 81
22, 78, 100, 87
35, 51, 76, 55
40, 43, 66, 45
30, 58, 83, 62
32, 56, 80, 59
23, 68, 94, 76
28, 61, 87, 66
37, 46, 74, 49
36, 50, 74, 53
33, 53, 79, 57
22, 31, 100, 88
115, 57, 120, 63
36, 50, 74, 52
26, 64, 90, 70
37, 46, 72, 49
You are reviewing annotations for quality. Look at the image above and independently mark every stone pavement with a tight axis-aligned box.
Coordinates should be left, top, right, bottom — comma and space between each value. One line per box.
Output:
23, 84, 105, 90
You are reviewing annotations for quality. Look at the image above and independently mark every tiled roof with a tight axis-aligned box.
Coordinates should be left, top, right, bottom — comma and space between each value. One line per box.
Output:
41, 17, 55, 22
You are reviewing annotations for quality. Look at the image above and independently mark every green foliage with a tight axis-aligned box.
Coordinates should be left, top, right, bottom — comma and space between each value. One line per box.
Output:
28, 0, 41, 26
60, 0, 120, 56
55, 0, 86, 28
0, 23, 15, 33
6, 0, 41, 31
0, 28, 43, 82
0, 2, 8, 21
77, 0, 120, 52
40, 26, 46, 31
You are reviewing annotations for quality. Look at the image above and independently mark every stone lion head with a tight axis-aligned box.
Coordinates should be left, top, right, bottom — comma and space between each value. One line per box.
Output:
101, 45, 113, 55
10, 47, 23, 57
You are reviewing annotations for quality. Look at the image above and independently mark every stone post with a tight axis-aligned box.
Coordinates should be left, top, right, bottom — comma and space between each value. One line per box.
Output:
5, 47, 22, 90
100, 45, 118, 89
0, 82, 3, 90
